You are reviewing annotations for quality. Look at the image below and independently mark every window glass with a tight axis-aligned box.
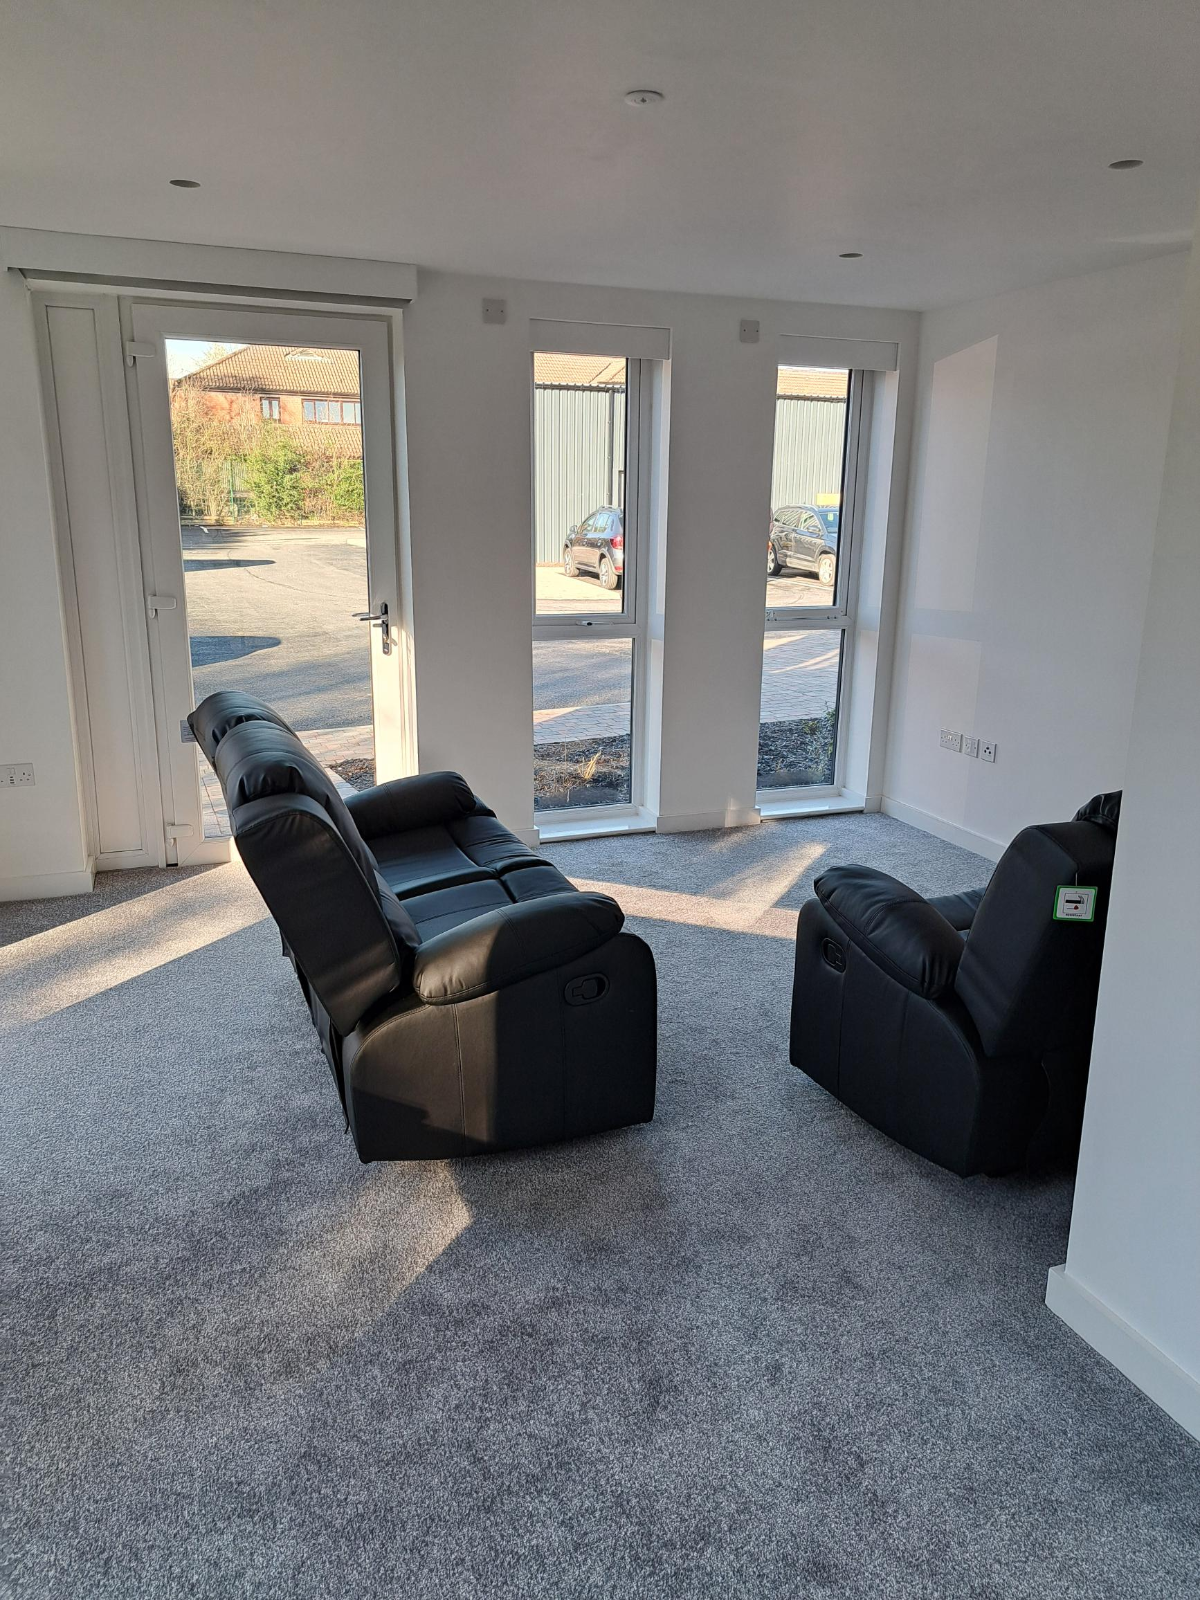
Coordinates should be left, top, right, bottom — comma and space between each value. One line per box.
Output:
533, 353, 628, 618
165, 338, 372, 838
758, 629, 844, 790
533, 638, 632, 811
767, 366, 849, 608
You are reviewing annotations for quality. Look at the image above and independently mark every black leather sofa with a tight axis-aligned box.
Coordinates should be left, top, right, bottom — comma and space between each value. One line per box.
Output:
190, 692, 657, 1161
789, 795, 1120, 1176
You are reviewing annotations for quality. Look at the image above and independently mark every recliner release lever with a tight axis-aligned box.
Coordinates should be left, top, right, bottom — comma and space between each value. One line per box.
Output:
565, 974, 609, 1006
821, 938, 847, 973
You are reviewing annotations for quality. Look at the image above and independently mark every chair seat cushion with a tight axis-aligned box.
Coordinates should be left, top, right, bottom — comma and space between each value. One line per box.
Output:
927, 886, 986, 932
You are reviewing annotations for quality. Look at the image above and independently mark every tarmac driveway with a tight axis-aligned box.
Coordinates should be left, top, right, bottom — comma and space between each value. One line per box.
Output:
182, 528, 840, 747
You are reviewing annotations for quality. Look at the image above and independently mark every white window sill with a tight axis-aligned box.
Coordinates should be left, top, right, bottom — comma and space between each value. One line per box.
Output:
756, 791, 866, 822
535, 806, 658, 844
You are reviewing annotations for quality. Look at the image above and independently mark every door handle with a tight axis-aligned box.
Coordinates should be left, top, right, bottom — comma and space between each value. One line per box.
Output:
352, 600, 391, 655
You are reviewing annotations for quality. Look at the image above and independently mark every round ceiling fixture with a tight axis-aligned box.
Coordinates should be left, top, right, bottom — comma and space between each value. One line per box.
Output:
169, 178, 201, 188
839, 251, 863, 259
624, 89, 664, 107
1108, 158, 1143, 170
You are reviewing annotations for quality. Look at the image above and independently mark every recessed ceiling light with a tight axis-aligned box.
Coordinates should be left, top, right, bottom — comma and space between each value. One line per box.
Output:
169, 178, 201, 188
624, 89, 664, 107
1108, 159, 1143, 170
839, 252, 863, 259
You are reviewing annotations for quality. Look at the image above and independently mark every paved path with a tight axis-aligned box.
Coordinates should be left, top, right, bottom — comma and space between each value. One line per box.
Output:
184, 525, 375, 733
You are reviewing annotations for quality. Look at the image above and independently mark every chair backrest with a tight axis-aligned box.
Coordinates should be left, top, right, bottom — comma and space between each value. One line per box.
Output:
954, 818, 1117, 1059
193, 693, 419, 1034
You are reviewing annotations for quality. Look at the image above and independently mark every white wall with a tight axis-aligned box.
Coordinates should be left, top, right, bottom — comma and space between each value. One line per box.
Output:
0, 264, 92, 898
399, 272, 917, 838
1046, 209, 1200, 1441
884, 252, 1186, 857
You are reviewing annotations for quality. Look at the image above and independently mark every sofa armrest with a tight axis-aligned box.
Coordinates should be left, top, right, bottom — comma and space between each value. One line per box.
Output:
412, 892, 624, 1004
814, 864, 964, 999
345, 771, 475, 837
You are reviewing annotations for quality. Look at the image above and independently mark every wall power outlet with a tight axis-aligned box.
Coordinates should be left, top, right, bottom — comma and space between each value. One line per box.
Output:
939, 729, 963, 752
980, 741, 997, 764
1, 763, 35, 787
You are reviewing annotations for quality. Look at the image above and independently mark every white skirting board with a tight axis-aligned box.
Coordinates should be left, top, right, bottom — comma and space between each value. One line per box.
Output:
880, 796, 1005, 861
1046, 1265, 1200, 1443
0, 863, 96, 902
655, 807, 762, 834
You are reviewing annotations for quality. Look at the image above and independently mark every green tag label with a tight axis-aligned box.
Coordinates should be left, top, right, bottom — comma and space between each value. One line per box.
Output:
1054, 885, 1098, 922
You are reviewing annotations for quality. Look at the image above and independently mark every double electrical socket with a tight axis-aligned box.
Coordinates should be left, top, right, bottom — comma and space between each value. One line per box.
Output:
1, 762, 35, 787
940, 731, 996, 764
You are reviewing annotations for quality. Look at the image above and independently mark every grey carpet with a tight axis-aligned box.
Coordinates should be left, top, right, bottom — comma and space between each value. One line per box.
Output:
3, 814, 1198, 1599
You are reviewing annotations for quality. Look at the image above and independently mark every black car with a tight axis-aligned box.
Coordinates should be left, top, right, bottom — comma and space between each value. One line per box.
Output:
768, 504, 838, 584
564, 507, 624, 590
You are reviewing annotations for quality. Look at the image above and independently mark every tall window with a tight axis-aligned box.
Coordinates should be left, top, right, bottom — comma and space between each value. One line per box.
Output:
760, 365, 864, 794
531, 351, 646, 818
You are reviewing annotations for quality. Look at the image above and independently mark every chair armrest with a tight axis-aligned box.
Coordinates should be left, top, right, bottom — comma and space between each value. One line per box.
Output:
814, 865, 964, 999
345, 771, 475, 837
412, 892, 624, 1004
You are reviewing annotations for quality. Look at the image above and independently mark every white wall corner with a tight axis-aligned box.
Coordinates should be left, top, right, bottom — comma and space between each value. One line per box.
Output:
1046, 1266, 1200, 1444
0, 862, 95, 902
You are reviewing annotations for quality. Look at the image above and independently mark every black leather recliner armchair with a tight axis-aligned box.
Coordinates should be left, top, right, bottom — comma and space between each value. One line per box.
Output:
190, 691, 657, 1161
789, 795, 1120, 1176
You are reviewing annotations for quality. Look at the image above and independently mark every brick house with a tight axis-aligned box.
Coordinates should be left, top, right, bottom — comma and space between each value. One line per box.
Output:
177, 344, 363, 452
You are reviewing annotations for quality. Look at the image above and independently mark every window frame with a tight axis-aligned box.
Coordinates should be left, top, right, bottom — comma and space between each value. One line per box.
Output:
260, 394, 281, 420
759, 367, 870, 801
531, 356, 653, 826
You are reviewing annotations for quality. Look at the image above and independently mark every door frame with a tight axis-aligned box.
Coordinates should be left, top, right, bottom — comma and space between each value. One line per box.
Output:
125, 300, 407, 864
32, 290, 166, 868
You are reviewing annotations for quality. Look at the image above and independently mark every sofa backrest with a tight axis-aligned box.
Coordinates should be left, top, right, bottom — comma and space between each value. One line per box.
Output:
194, 695, 419, 1034
189, 690, 297, 763
954, 819, 1117, 1059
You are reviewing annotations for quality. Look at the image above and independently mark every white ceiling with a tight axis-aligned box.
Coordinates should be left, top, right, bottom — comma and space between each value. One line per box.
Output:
3, 0, 1200, 310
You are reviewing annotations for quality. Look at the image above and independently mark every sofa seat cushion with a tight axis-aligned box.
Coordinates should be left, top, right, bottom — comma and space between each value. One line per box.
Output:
447, 813, 543, 875
402, 879, 513, 940
370, 824, 495, 898
503, 863, 577, 901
